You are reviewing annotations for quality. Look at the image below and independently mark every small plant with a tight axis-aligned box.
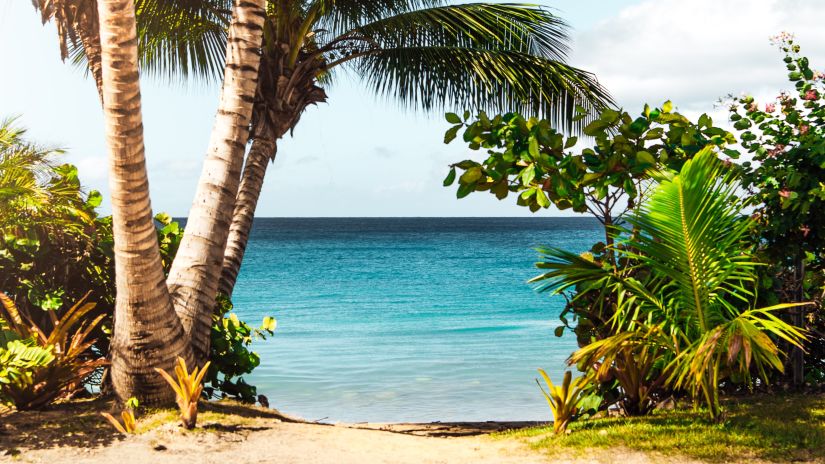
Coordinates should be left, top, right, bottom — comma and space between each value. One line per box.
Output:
155, 357, 210, 429
101, 397, 139, 435
0, 293, 106, 410
537, 369, 589, 434
205, 294, 276, 403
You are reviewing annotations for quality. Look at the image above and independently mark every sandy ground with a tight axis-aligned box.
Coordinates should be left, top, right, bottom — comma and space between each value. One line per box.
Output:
0, 400, 710, 464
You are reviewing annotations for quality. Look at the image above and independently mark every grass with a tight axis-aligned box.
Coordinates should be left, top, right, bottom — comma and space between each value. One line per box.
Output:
500, 393, 825, 463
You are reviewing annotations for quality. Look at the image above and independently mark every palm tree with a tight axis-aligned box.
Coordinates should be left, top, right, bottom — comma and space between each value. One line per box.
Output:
163, 0, 267, 366
95, 0, 194, 405
534, 148, 806, 419
216, 0, 614, 296
33, 0, 260, 367
37, 0, 266, 400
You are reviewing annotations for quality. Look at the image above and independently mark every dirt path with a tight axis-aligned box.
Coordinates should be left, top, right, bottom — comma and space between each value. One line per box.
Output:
0, 401, 703, 464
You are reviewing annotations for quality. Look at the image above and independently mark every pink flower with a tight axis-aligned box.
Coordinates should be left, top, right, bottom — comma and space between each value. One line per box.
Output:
801, 225, 811, 238
779, 189, 792, 199
804, 90, 818, 101
747, 102, 759, 113
814, 71, 825, 81
767, 144, 785, 157
765, 103, 776, 113
800, 124, 810, 135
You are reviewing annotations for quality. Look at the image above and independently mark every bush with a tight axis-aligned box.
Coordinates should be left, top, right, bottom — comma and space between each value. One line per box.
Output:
0, 118, 275, 403
0, 293, 107, 409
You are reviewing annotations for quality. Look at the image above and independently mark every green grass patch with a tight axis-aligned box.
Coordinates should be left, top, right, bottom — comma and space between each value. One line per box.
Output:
500, 394, 825, 463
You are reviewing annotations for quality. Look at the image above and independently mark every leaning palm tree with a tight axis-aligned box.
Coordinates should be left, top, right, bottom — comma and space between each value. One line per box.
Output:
216, 0, 614, 296
534, 148, 806, 419
39, 0, 267, 402
32, 0, 257, 369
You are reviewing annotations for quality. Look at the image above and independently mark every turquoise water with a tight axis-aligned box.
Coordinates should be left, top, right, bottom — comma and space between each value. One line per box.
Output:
231, 217, 602, 423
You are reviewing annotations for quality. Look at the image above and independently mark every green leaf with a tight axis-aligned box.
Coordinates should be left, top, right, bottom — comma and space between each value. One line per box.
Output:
520, 188, 536, 200
536, 189, 550, 208
86, 190, 103, 208
155, 213, 172, 225
444, 125, 461, 144
443, 168, 457, 186
456, 183, 474, 199
636, 151, 656, 166
460, 167, 483, 184
445, 113, 462, 124
662, 100, 674, 113
522, 164, 536, 185
261, 316, 277, 332
528, 137, 540, 158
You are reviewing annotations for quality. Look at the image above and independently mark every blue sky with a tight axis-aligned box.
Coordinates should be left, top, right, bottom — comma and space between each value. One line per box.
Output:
2, 0, 824, 216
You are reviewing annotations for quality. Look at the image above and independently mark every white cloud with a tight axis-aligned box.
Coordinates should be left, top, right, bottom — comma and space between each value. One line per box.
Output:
574, 0, 825, 112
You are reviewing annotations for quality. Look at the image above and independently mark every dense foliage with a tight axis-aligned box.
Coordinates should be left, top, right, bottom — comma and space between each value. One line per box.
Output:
538, 150, 806, 419
0, 120, 274, 408
0, 293, 106, 410
727, 35, 825, 383
444, 39, 825, 423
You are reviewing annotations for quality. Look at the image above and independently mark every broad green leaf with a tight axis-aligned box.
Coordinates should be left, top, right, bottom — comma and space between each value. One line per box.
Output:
445, 113, 462, 124
443, 168, 457, 186
444, 125, 461, 144
460, 167, 483, 184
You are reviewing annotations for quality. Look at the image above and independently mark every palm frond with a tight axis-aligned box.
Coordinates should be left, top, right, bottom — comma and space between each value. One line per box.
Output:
352, 46, 610, 129
134, 0, 232, 84
622, 147, 758, 333
311, 0, 443, 38
343, 3, 571, 61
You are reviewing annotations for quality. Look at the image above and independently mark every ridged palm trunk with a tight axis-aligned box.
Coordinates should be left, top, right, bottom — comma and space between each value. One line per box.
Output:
97, 0, 193, 405
165, 0, 266, 364
218, 47, 327, 296
218, 130, 276, 297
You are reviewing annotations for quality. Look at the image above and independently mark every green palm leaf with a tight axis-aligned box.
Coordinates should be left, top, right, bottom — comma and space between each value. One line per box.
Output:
134, 0, 232, 83
622, 148, 757, 333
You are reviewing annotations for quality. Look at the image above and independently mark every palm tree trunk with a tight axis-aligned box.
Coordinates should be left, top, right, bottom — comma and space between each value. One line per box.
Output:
97, 0, 193, 405
218, 132, 277, 297
165, 0, 266, 364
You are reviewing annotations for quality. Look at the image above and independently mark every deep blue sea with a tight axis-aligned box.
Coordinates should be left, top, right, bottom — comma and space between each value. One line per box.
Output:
230, 217, 602, 423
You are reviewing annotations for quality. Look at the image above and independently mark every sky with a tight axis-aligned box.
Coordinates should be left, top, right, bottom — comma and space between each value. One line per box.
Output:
2, 0, 825, 217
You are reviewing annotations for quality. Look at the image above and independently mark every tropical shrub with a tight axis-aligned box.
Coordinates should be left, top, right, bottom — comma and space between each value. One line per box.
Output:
0, 293, 107, 410
537, 370, 590, 434
0, 117, 114, 357
0, 340, 54, 408
155, 357, 210, 429
0, 124, 275, 402
535, 149, 807, 419
726, 35, 825, 385
443, 105, 737, 344
205, 295, 276, 403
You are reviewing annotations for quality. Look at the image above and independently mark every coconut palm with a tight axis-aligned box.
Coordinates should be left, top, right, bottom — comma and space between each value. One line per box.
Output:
216, 0, 615, 296
533, 148, 806, 419
37, 0, 266, 402
95, 0, 194, 405
32, 0, 262, 368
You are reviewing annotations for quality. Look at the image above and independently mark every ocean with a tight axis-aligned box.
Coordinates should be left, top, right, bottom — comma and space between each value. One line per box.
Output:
230, 217, 602, 423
